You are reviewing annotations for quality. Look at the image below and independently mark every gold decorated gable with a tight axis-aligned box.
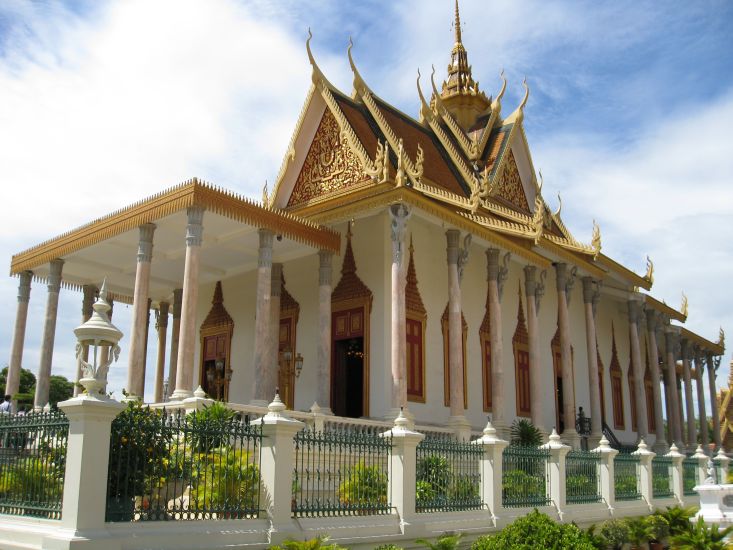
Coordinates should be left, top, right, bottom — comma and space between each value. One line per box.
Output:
496, 150, 530, 212
287, 109, 369, 208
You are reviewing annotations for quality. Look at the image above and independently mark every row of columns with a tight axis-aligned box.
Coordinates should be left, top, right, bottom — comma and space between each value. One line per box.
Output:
385, 206, 722, 452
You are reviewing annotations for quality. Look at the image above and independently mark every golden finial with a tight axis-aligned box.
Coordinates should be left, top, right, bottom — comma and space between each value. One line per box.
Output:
496, 69, 507, 102
262, 181, 269, 208
718, 327, 725, 349
453, 0, 463, 44
644, 255, 654, 285
591, 219, 601, 256
554, 192, 562, 218
680, 292, 688, 317
519, 77, 530, 111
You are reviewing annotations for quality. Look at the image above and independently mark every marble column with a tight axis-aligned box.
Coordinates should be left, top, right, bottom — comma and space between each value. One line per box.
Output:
445, 230, 470, 428
677, 374, 687, 449
316, 250, 333, 411
74, 284, 97, 396
525, 266, 546, 437
269, 263, 283, 394
646, 310, 667, 452
555, 263, 579, 447
171, 206, 204, 400
252, 228, 274, 404
664, 327, 684, 448
143, 298, 152, 374
487, 248, 507, 433
628, 297, 649, 440
153, 302, 169, 403
390, 204, 410, 410
681, 339, 697, 452
707, 352, 722, 450
167, 288, 182, 399
582, 277, 603, 444
6, 271, 32, 402
34, 259, 64, 409
126, 223, 156, 399
695, 353, 709, 450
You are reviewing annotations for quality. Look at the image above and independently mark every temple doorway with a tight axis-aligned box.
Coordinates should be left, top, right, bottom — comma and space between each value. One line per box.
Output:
332, 338, 364, 418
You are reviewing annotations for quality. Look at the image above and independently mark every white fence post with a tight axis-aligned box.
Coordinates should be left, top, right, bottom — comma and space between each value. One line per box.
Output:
380, 409, 424, 535
666, 444, 685, 504
692, 445, 709, 486
632, 438, 656, 510
714, 448, 730, 483
48, 395, 125, 545
255, 393, 304, 544
592, 436, 618, 510
540, 429, 570, 517
471, 420, 508, 523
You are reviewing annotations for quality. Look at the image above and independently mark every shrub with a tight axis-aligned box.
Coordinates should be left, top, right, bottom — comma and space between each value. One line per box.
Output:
416, 532, 462, 550
189, 448, 260, 516
471, 510, 596, 550
598, 519, 629, 550
268, 535, 347, 550
107, 403, 172, 500
644, 513, 669, 543
338, 462, 387, 509
509, 419, 542, 447
373, 545, 403, 550
624, 517, 650, 547
502, 469, 543, 502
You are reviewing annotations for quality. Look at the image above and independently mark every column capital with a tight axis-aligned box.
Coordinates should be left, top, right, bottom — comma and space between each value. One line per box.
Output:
554, 262, 577, 295
156, 301, 170, 329
172, 288, 183, 319
48, 258, 64, 292
318, 249, 333, 286
389, 203, 411, 264
271, 263, 283, 297
645, 307, 658, 329
446, 229, 470, 280
137, 223, 156, 262
487, 248, 510, 300
524, 265, 537, 296
627, 298, 642, 324
17, 271, 32, 303
680, 337, 692, 360
257, 228, 274, 268
185, 206, 205, 246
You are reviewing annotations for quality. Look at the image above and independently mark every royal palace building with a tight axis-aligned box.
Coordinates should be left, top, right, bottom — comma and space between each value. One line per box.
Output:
5, 2, 726, 455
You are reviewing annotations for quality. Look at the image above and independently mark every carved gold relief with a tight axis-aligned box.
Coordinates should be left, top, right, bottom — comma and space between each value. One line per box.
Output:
288, 109, 368, 207
496, 150, 530, 211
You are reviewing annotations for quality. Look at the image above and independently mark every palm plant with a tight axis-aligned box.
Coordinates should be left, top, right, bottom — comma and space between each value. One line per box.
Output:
268, 535, 347, 550
669, 517, 733, 550
657, 505, 696, 536
415, 532, 462, 550
509, 419, 542, 447
624, 517, 650, 549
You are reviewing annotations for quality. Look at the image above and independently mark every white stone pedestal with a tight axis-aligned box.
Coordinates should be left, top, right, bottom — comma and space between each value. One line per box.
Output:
694, 484, 733, 525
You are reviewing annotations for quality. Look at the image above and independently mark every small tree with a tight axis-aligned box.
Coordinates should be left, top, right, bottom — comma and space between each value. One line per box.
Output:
48, 375, 74, 408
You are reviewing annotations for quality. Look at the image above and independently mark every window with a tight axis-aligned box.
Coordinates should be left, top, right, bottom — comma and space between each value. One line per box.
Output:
406, 317, 425, 401
405, 237, 427, 403
628, 361, 637, 432
644, 342, 656, 433
479, 285, 492, 412
442, 304, 467, 409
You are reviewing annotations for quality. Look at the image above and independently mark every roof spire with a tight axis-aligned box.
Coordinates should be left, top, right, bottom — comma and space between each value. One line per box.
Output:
454, 0, 462, 45
432, 0, 490, 129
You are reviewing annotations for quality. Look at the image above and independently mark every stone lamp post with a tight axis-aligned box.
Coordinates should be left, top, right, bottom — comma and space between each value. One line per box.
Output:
73, 280, 122, 396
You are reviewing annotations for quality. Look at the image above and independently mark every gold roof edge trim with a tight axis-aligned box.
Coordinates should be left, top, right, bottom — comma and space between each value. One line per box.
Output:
678, 326, 724, 355
539, 237, 606, 279
596, 253, 651, 290
643, 294, 686, 322
10, 179, 340, 274
303, 186, 550, 267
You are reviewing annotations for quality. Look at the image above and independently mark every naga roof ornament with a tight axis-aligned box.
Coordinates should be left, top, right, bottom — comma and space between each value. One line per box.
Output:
644, 256, 654, 285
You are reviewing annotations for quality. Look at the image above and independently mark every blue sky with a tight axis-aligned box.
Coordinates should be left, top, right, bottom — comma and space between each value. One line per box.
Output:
0, 0, 731, 411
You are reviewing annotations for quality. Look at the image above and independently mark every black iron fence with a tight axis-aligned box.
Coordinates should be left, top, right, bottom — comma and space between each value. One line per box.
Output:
105, 404, 262, 522
502, 445, 551, 508
292, 426, 391, 517
415, 434, 483, 513
0, 410, 69, 519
